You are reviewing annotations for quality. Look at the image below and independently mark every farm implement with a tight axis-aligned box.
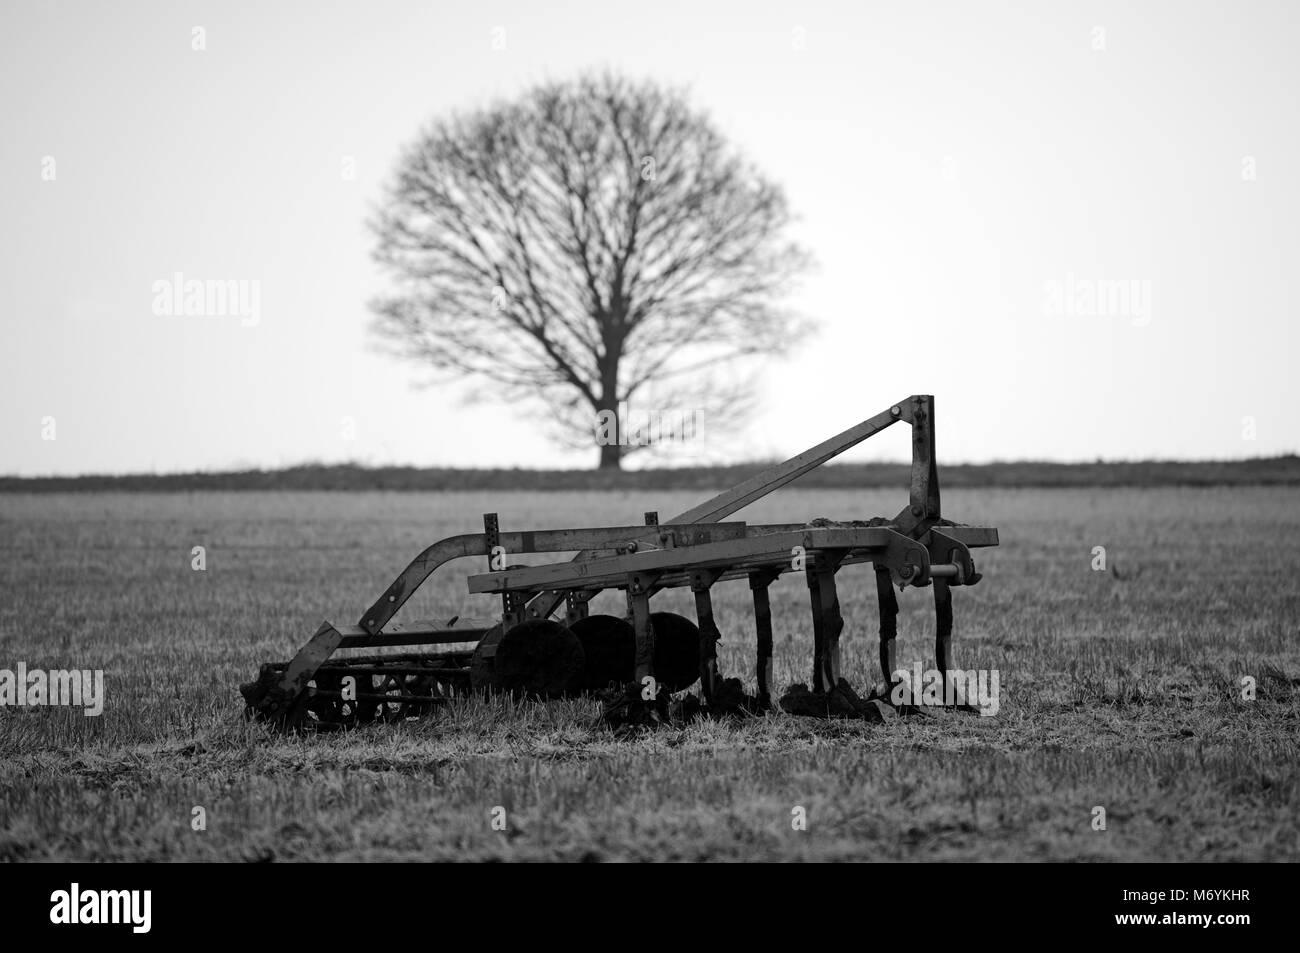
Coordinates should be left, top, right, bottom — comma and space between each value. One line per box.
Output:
241, 395, 999, 730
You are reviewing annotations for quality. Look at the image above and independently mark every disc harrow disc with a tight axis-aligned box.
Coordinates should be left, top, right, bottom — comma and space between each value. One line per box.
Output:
649, 611, 700, 693
489, 619, 585, 699
570, 614, 635, 692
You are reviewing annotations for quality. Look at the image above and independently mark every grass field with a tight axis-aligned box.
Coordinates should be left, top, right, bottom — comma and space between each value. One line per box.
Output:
1, 486, 1298, 861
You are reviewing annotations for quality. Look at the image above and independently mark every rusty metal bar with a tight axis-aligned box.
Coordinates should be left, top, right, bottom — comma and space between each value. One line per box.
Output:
359, 523, 748, 635
627, 572, 658, 687
750, 570, 778, 707
934, 577, 953, 700
691, 569, 725, 706
564, 590, 590, 626
309, 689, 453, 705
874, 566, 899, 687
673, 404, 909, 524
483, 513, 499, 570
894, 395, 941, 535
312, 666, 470, 677
814, 558, 846, 690
467, 526, 908, 594
806, 570, 827, 693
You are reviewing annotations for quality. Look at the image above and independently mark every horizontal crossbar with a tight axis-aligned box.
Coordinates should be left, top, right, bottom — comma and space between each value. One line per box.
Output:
467, 525, 998, 595
334, 617, 499, 649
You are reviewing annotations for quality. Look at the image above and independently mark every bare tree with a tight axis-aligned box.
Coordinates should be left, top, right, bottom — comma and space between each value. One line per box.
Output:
370, 72, 813, 469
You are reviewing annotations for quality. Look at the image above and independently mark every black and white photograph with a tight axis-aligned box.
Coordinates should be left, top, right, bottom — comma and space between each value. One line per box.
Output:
0, 0, 1295, 905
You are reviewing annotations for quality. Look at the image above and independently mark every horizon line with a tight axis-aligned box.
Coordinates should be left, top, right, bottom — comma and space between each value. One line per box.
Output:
4, 452, 1298, 482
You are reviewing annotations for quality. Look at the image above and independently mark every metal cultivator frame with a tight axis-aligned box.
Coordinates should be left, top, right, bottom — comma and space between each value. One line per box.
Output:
241, 395, 999, 729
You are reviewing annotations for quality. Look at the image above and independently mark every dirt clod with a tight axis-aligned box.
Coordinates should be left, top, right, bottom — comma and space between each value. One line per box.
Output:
780, 679, 899, 721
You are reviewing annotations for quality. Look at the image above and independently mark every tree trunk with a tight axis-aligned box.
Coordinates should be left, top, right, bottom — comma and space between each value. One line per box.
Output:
599, 442, 623, 470
596, 337, 622, 470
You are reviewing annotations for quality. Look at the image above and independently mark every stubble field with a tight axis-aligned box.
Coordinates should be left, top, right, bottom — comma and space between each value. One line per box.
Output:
1, 486, 1297, 861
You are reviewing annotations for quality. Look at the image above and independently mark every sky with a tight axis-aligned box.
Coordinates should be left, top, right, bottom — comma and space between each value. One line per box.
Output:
1, 0, 1297, 475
